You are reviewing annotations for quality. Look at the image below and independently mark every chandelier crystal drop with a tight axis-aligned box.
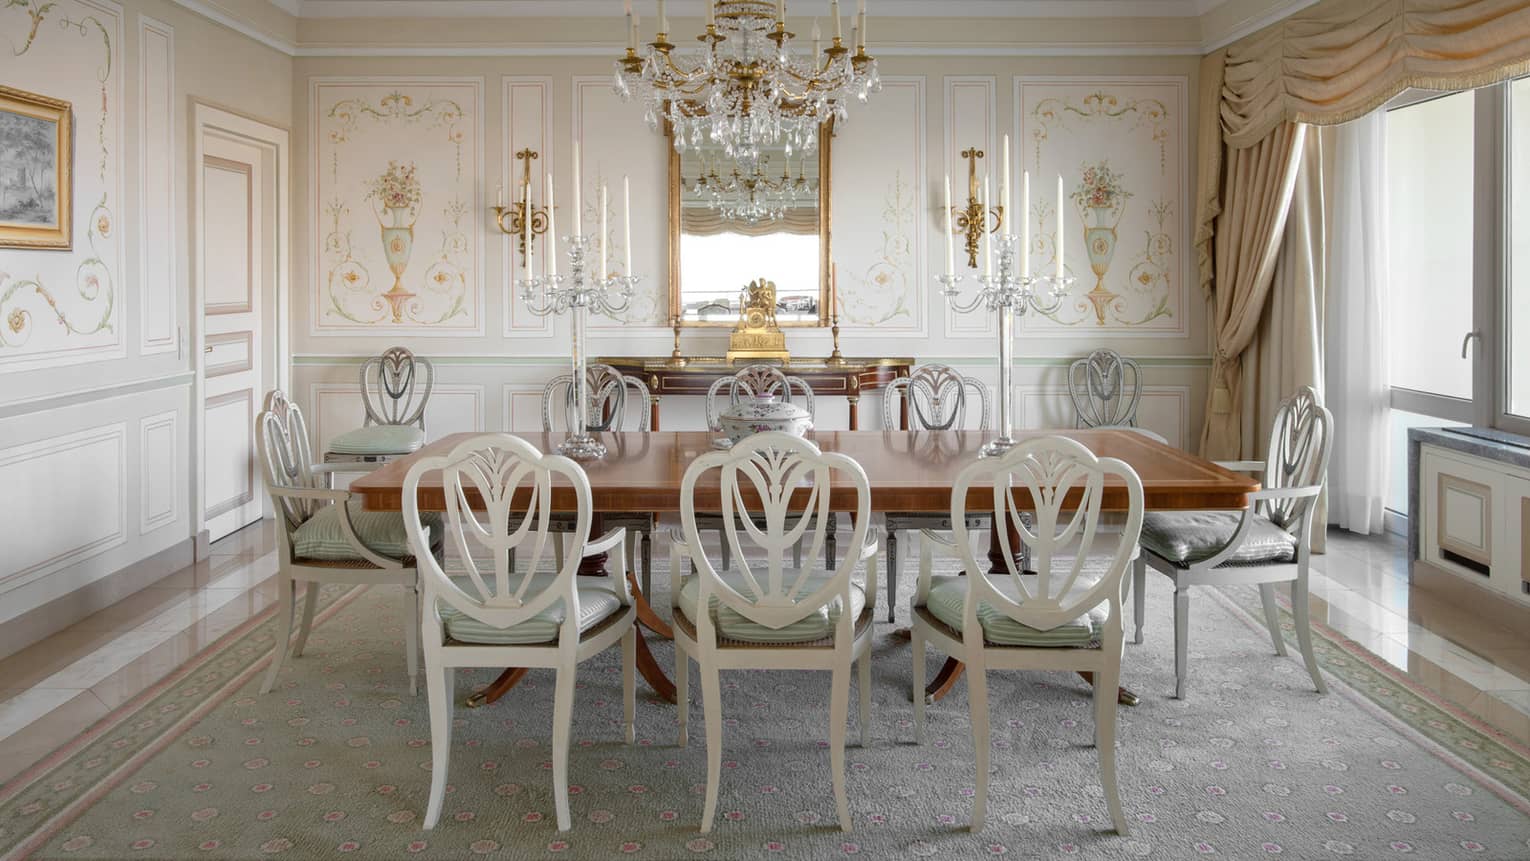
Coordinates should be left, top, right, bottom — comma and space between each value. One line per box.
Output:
614, 0, 879, 170
690, 154, 816, 224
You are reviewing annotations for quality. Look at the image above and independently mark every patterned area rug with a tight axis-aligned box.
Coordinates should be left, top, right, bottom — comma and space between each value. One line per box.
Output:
3, 552, 1529, 860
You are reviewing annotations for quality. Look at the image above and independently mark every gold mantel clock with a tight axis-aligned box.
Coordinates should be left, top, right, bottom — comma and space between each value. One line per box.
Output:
726, 278, 789, 362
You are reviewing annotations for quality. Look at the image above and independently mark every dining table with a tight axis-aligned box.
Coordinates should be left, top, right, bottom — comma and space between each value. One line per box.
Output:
351, 429, 1259, 708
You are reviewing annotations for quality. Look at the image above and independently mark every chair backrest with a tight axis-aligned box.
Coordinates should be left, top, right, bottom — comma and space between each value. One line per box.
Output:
1068, 349, 1143, 429
1260, 385, 1334, 531
882, 363, 991, 431
541, 363, 652, 432
948, 436, 1144, 637
360, 346, 433, 429
256, 390, 324, 535
402, 433, 593, 635
680, 432, 871, 636
705, 364, 816, 432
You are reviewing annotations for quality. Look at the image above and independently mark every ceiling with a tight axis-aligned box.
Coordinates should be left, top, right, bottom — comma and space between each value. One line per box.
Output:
279, 1, 1235, 19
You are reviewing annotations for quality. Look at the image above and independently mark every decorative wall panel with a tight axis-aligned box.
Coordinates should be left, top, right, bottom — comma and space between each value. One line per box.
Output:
1015, 76, 1188, 336
0, 0, 124, 371
830, 76, 926, 335
311, 77, 484, 335
572, 76, 667, 328
138, 15, 176, 355
942, 76, 996, 336
0, 423, 126, 590
138, 409, 177, 534
503, 76, 553, 336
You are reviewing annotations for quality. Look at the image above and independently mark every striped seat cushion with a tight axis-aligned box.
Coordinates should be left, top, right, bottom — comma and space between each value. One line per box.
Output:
437, 575, 624, 645
922, 574, 1104, 647
327, 425, 425, 456
291, 500, 441, 562
1140, 511, 1297, 568
678, 570, 865, 644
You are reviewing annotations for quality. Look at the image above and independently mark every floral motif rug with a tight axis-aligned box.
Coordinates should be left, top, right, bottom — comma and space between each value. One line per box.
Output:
3, 556, 1529, 860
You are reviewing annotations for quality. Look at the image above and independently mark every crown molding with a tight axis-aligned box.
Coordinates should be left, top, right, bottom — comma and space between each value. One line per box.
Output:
1200, 0, 1316, 52
290, 41, 1204, 58
293, 1, 1227, 19
168, 0, 298, 55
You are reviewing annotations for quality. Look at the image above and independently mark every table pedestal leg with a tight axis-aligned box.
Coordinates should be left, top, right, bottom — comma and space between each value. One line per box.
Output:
922, 514, 1140, 707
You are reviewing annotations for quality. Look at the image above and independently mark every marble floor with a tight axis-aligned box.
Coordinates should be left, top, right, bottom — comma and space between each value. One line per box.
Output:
0, 520, 1526, 787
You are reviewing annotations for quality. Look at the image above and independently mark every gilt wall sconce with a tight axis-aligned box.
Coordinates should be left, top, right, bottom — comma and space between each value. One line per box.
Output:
951, 147, 1004, 270
491, 148, 550, 258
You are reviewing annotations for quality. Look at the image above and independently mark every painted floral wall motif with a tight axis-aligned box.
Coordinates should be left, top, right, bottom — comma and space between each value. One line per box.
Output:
0, 0, 121, 369
838, 170, 916, 327
1017, 78, 1187, 335
312, 80, 482, 334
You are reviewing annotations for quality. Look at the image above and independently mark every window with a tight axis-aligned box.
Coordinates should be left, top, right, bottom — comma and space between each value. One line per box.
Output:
1507, 76, 1530, 422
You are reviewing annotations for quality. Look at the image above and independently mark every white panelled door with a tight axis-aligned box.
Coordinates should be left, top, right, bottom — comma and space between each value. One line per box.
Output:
201, 133, 267, 542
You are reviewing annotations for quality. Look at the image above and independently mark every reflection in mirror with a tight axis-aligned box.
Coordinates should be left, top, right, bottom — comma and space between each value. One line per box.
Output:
672, 127, 829, 326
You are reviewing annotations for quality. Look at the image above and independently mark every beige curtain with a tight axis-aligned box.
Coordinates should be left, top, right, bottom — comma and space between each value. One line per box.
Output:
1221, 0, 1530, 148
1200, 122, 1307, 458
680, 207, 818, 237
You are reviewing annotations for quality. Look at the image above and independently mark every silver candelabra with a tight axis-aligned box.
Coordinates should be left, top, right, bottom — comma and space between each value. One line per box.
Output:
519, 234, 641, 460
939, 233, 1074, 458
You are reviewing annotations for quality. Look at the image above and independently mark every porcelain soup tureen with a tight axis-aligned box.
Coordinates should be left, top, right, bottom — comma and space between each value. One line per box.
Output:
718, 394, 813, 444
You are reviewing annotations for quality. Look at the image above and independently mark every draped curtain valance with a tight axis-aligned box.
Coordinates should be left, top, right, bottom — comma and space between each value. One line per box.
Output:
1220, 0, 1530, 148
679, 208, 819, 238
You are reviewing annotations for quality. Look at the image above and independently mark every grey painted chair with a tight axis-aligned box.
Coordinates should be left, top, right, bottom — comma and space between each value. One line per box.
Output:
882, 363, 992, 622
1134, 386, 1333, 698
703, 364, 825, 572
1067, 349, 1169, 444
539, 364, 656, 596
324, 347, 436, 464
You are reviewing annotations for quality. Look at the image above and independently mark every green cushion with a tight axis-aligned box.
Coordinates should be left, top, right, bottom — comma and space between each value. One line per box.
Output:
327, 425, 425, 456
1140, 511, 1297, 568
678, 569, 865, 644
923, 575, 1103, 647
291, 499, 441, 562
437, 575, 624, 644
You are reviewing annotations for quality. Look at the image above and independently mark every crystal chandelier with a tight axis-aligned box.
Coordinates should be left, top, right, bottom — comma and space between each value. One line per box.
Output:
689, 154, 816, 224
614, 0, 879, 169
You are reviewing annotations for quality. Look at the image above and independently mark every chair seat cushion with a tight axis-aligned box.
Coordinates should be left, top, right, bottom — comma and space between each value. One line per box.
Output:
922, 574, 1104, 647
292, 500, 441, 562
1140, 511, 1297, 568
437, 576, 625, 645
327, 425, 425, 456
678, 569, 865, 644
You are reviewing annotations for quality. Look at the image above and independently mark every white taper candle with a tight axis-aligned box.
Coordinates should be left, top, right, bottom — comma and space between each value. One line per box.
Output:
1020, 169, 1030, 276
545, 171, 557, 277
1001, 134, 1011, 231
523, 182, 532, 281
944, 173, 955, 277
623, 175, 633, 274
983, 175, 993, 278
1056, 174, 1065, 278
571, 143, 582, 237
598, 181, 608, 278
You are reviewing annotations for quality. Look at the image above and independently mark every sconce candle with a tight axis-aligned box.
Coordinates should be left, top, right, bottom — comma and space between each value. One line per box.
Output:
944, 173, 955, 278
598, 181, 608, 278
1056, 173, 1065, 278
623, 175, 633, 275
571, 143, 582, 238
982, 175, 993, 278
545, 171, 557, 278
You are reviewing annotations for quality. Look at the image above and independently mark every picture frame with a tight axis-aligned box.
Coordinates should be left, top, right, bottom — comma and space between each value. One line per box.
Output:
0, 84, 72, 250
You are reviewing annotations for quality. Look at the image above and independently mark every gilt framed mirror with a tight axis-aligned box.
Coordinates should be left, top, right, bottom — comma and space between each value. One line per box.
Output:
667, 121, 832, 327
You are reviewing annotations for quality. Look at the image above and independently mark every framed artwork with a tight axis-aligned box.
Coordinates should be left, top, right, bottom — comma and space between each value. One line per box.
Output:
0, 84, 72, 250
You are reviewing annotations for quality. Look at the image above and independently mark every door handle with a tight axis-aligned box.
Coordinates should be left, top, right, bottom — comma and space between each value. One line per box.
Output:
1460, 330, 1482, 359
204, 345, 214, 353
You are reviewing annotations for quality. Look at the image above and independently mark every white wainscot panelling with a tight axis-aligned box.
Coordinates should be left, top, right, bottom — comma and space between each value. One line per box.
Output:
312, 383, 484, 454
0, 424, 127, 591
1014, 385, 1188, 449
503, 76, 554, 337
139, 410, 178, 534
504, 385, 548, 432
139, 15, 176, 355
943, 75, 997, 337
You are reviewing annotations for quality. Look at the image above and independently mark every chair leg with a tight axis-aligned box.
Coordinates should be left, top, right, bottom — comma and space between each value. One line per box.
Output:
720, 530, 731, 572
1094, 655, 1128, 835
260, 577, 296, 695
551, 665, 577, 831
403, 584, 421, 696
857, 645, 872, 748
829, 660, 852, 832
622, 626, 637, 743
885, 530, 899, 623
1259, 582, 1288, 657
968, 662, 990, 832
291, 581, 320, 658
911, 626, 927, 744
554, 535, 565, 572
1174, 582, 1191, 700
423, 661, 453, 829
826, 515, 837, 572
1132, 557, 1147, 645
675, 644, 689, 747
791, 536, 801, 570
699, 660, 723, 833
1292, 573, 1328, 694
641, 526, 654, 599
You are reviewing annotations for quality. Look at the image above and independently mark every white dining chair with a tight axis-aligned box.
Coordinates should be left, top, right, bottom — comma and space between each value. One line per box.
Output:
1068, 349, 1167, 444
671, 432, 879, 833
1133, 385, 1333, 699
324, 346, 434, 465
255, 390, 433, 696
882, 362, 992, 621
911, 435, 1144, 834
401, 433, 636, 832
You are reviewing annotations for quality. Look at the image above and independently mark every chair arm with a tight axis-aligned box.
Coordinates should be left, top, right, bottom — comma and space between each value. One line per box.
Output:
668, 528, 691, 611
1249, 484, 1322, 503
858, 526, 883, 612
858, 528, 881, 562
583, 526, 627, 558
917, 529, 959, 549
310, 461, 383, 475
1177, 506, 1262, 571
268, 485, 350, 505
1214, 460, 1266, 473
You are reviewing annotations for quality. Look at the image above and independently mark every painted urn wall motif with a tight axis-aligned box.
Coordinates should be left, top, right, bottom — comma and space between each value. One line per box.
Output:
1072, 161, 1132, 326
367, 161, 421, 323
719, 394, 814, 443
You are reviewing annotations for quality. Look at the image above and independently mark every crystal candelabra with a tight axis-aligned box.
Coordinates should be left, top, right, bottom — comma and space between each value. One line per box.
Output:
519, 236, 641, 460
940, 233, 1073, 458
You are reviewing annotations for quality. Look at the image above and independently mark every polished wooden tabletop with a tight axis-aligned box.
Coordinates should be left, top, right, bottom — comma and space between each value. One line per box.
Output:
352, 429, 1258, 514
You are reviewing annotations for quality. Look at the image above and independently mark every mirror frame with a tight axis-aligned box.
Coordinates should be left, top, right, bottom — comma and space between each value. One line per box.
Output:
667, 119, 834, 328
